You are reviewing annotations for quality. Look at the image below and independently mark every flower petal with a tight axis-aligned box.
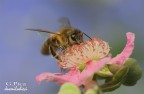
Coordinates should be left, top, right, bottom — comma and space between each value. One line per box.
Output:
109, 32, 135, 64
79, 57, 111, 83
36, 70, 81, 86
36, 57, 110, 86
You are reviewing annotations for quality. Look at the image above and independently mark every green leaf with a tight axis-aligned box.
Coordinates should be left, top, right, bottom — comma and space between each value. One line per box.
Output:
58, 83, 81, 94
95, 65, 113, 77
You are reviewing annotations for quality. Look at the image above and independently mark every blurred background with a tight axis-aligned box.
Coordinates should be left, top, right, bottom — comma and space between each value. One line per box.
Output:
0, 0, 143, 94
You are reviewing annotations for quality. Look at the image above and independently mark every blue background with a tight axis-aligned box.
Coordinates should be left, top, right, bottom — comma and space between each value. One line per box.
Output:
0, 0, 144, 94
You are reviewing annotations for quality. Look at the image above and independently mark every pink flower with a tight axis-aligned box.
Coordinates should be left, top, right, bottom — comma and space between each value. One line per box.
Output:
36, 32, 135, 86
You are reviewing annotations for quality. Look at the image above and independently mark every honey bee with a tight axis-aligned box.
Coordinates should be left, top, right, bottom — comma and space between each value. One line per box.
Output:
26, 18, 91, 60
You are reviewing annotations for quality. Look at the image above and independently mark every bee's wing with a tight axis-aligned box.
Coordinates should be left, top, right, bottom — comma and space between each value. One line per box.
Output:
58, 17, 71, 28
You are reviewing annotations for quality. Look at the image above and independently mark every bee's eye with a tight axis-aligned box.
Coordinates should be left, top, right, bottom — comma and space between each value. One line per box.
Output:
71, 34, 75, 38
71, 34, 76, 41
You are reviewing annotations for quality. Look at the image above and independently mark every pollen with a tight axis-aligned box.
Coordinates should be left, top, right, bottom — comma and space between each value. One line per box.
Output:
58, 38, 110, 69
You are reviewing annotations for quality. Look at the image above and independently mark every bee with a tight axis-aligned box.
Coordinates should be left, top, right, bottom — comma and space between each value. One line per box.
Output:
26, 18, 91, 60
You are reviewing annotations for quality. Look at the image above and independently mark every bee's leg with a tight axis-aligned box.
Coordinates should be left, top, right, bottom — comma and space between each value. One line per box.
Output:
56, 39, 66, 52
49, 46, 61, 61
100, 64, 129, 92
59, 45, 66, 52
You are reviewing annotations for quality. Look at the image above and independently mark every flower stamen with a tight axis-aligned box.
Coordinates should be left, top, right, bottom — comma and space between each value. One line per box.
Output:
58, 38, 110, 69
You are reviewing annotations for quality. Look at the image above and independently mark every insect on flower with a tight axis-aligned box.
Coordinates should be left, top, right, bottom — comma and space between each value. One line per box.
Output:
36, 34, 111, 86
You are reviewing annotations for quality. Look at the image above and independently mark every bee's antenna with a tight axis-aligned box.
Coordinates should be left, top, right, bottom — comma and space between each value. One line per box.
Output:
83, 32, 92, 40
26, 29, 61, 35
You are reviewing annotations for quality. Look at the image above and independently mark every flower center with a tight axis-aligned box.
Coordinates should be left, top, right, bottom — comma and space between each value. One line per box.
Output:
58, 38, 110, 70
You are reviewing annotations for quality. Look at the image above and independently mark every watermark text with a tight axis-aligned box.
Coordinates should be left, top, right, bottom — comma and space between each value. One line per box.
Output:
4, 82, 27, 91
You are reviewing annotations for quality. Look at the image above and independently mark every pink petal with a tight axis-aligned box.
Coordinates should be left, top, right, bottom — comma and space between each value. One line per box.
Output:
109, 32, 135, 64
79, 57, 111, 82
36, 57, 110, 86
36, 70, 81, 86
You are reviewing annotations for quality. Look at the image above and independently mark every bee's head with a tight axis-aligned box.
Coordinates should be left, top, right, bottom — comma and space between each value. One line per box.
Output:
63, 27, 83, 45
70, 29, 84, 44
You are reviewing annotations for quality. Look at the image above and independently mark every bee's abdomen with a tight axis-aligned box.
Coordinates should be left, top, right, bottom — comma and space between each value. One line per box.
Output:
41, 42, 51, 55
